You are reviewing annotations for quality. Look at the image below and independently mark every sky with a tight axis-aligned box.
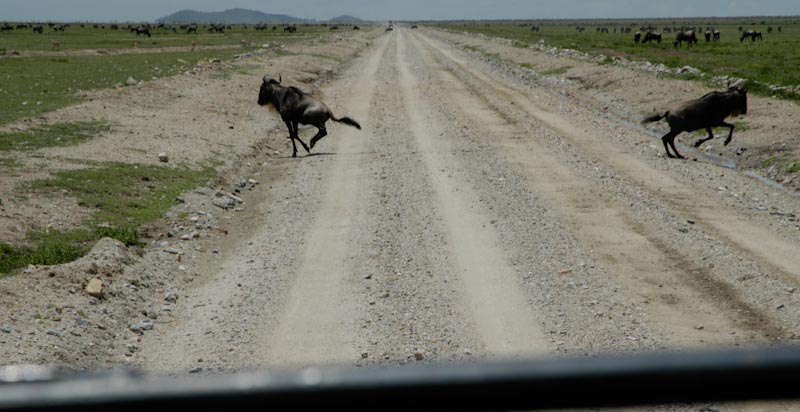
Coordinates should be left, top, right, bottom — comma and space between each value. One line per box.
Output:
4, 0, 800, 22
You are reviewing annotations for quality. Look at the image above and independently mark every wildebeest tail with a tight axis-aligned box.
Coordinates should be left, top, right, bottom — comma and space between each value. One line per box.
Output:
642, 112, 668, 124
333, 116, 361, 130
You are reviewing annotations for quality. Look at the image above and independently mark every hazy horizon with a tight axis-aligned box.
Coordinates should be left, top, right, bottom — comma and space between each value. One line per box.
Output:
4, 0, 800, 22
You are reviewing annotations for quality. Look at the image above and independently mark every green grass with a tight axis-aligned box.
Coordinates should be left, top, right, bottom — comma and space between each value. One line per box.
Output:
764, 154, 800, 173
29, 162, 216, 228
0, 121, 110, 151
541, 66, 572, 76
0, 162, 217, 275
437, 20, 800, 101
0, 49, 244, 125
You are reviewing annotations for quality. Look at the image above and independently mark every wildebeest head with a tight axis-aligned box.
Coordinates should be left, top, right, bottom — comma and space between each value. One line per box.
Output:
258, 75, 282, 106
728, 86, 748, 115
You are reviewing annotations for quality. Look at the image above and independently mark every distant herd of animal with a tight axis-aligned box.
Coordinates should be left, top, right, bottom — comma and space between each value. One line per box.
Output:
631, 26, 770, 46
517, 23, 779, 46
0, 22, 363, 36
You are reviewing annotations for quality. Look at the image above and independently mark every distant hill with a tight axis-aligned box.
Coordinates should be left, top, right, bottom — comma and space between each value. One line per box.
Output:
157, 8, 309, 24
329, 15, 363, 23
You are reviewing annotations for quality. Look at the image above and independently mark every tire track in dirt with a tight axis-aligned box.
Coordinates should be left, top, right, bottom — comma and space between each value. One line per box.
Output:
261, 35, 392, 367
415, 32, 800, 287
396, 31, 549, 357
405, 29, 784, 343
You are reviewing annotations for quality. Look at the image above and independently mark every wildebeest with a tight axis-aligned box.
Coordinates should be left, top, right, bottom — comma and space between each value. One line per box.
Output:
385, 26, 393, 32
642, 85, 748, 159
642, 31, 661, 44
740, 30, 762, 42
412, 25, 418, 29
187, 25, 197, 34
32, 25, 43, 34
0, 24, 13, 32
674, 30, 697, 47
209, 24, 225, 33
634, 31, 641, 43
258, 76, 362, 157
283, 25, 296, 33
704, 30, 712, 42
353, 25, 360, 30
713, 30, 720, 41
135, 26, 151, 37
330, 25, 338, 31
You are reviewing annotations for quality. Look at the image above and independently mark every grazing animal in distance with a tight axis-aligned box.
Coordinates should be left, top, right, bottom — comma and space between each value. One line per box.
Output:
135, 26, 151, 37
634, 31, 641, 43
642, 31, 661, 44
258, 76, 362, 157
674, 30, 697, 46
642, 86, 748, 159
51, 40, 60, 50
740, 30, 762, 42
713, 30, 721, 41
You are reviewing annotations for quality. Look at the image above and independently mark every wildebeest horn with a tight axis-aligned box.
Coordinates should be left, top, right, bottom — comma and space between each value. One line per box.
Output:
730, 78, 747, 90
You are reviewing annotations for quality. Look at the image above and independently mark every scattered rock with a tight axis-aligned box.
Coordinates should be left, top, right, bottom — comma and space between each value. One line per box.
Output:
126, 77, 137, 86
414, 352, 425, 361
46, 329, 60, 337
163, 248, 181, 255
85, 278, 103, 298
0, 325, 11, 333
158, 152, 169, 163
164, 292, 178, 303
189, 367, 202, 374
129, 320, 154, 334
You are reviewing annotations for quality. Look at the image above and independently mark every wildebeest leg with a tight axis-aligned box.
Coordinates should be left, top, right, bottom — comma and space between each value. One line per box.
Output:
284, 120, 299, 157
661, 130, 679, 158
694, 127, 715, 148
668, 133, 685, 159
309, 126, 327, 149
292, 121, 311, 154
721, 121, 735, 145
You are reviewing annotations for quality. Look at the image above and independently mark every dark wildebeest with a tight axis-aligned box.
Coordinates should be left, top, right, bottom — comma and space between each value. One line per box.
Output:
740, 30, 762, 42
642, 85, 748, 159
713, 30, 720, 41
135, 26, 151, 37
634, 31, 641, 43
0, 24, 13, 32
674, 30, 697, 46
283, 25, 296, 33
704, 30, 712, 42
386, 26, 393, 32
32, 25, 43, 34
258, 76, 362, 157
642, 31, 661, 44
412, 25, 418, 29
353, 25, 360, 30
187, 26, 197, 34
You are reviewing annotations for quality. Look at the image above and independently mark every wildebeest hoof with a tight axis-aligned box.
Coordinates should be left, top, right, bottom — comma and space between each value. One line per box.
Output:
693, 140, 703, 148
724, 139, 731, 146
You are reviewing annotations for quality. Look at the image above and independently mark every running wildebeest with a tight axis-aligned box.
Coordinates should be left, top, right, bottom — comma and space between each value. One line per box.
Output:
642, 85, 748, 159
674, 30, 697, 46
258, 76, 362, 157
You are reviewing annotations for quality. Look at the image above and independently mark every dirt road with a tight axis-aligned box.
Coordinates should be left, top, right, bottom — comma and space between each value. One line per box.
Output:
137, 25, 799, 384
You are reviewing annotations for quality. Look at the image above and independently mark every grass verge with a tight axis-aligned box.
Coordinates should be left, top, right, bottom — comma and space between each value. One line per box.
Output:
0, 162, 217, 276
0, 121, 110, 151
